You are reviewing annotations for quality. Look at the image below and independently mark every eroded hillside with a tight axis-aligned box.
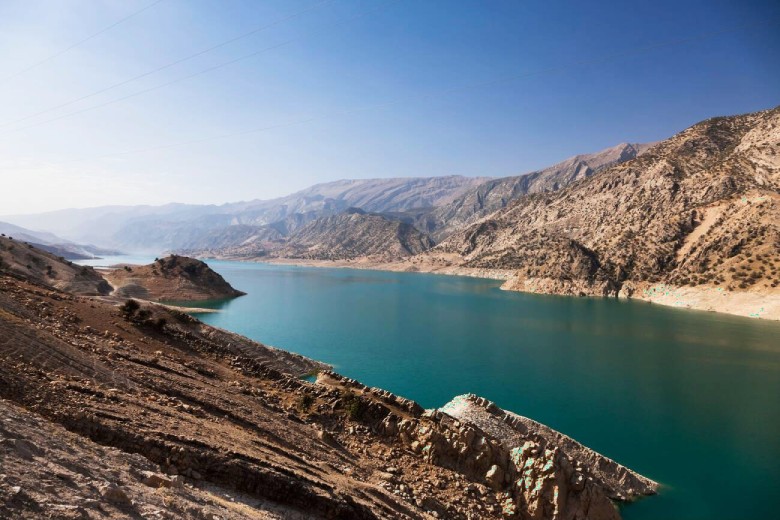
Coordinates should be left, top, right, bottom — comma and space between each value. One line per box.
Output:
418, 107, 780, 318
0, 244, 656, 519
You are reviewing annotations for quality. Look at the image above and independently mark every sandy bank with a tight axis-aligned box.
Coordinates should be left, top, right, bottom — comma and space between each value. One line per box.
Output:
628, 282, 780, 321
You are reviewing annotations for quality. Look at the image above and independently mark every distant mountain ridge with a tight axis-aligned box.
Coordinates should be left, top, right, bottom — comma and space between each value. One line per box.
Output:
2, 175, 490, 252
2, 144, 650, 259
0, 221, 120, 259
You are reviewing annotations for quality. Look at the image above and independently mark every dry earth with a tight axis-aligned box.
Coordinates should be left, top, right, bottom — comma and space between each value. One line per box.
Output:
0, 244, 657, 519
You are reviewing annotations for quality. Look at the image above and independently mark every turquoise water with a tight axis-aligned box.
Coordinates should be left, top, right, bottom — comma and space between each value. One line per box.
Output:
190, 261, 779, 519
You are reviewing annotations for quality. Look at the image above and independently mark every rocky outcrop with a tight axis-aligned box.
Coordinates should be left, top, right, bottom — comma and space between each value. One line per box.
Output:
316, 373, 657, 520
103, 255, 245, 301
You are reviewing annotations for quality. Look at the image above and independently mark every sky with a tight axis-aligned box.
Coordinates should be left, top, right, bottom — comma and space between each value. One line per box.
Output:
0, 0, 778, 215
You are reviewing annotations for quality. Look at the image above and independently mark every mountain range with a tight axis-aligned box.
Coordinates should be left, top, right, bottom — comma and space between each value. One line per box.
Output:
0, 220, 120, 260
1, 142, 648, 260
3, 106, 777, 319
405, 107, 780, 318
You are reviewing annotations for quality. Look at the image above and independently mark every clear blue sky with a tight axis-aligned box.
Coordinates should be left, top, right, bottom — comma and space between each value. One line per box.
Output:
0, 0, 778, 214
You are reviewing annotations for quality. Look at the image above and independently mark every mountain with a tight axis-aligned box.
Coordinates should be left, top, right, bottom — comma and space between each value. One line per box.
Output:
0, 249, 656, 519
0, 221, 120, 259
1, 176, 490, 252
272, 208, 435, 261
171, 143, 649, 259
0, 203, 216, 249
103, 255, 246, 301
417, 143, 653, 241
415, 107, 780, 318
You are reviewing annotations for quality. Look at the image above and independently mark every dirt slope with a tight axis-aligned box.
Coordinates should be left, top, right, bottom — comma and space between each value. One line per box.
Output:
0, 236, 110, 295
0, 250, 656, 519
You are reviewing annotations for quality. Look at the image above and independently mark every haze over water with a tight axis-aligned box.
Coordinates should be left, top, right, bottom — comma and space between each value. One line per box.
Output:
186, 261, 780, 520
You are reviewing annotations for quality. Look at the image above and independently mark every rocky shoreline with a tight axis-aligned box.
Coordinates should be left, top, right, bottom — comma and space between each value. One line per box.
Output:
1, 243, 657, 519
215, 255, 780, 321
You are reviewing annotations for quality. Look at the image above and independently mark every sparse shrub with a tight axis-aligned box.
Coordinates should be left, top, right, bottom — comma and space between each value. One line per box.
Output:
341, 391, 366, 421
120, 299, 140, 317
169, 309, 195, 324
153, 317, 167, 330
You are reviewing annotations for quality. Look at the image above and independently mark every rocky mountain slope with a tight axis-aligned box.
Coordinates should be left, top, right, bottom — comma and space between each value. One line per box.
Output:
414, 107, 780, 318
103, 255, 246, 301
253, 209, 435, 261
0, 244, 656, 519
171, 143, 648, 261
418, 143, 652, 242
0, 236, 111, 295
187, 209, 437, 262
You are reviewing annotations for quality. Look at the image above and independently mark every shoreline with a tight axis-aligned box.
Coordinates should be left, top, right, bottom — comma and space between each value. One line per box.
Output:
207, 256, 780, 322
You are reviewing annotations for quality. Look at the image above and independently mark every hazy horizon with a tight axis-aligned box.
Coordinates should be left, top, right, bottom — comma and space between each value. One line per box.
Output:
1, 0, 778, 215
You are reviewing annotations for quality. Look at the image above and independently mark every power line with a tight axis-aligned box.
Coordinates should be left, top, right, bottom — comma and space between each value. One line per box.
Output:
59, 18, 778, 165
0, 0, 335, 129
0, 0, 395, 137
0, 0, 165, 83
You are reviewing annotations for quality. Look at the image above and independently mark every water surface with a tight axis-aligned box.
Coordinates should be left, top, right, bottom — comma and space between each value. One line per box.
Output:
183, 262, 779, 519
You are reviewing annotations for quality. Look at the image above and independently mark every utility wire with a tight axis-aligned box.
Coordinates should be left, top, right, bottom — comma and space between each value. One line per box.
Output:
0, 0, 395, 137
0, 0, 335, 129
0, 0, 165, 83
60, 18, 778, 165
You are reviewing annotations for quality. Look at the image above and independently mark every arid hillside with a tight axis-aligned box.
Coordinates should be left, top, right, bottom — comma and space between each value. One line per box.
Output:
0, 235, 111, 295
419, 142, 652, 242
0, 244, 655, 519
103, 255, 245, 301
417, 107, 779, 318
272, 209, 435, 261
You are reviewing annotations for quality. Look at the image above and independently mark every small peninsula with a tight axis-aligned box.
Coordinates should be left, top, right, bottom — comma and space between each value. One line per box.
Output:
102, 254, 246, 302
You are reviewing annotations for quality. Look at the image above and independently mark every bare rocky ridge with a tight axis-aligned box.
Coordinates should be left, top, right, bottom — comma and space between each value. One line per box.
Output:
0, 245, 656, 519
103, 255, 246, 301
404, 107, 780, 319
418, 143, 653, 242
271, 209, 435, 261
191, 209, 436, 262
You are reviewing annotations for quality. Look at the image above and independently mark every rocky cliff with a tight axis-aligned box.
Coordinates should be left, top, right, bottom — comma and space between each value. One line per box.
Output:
103, 255, 245, 301
0, 241, 656, 519
414, 107, 779, 318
